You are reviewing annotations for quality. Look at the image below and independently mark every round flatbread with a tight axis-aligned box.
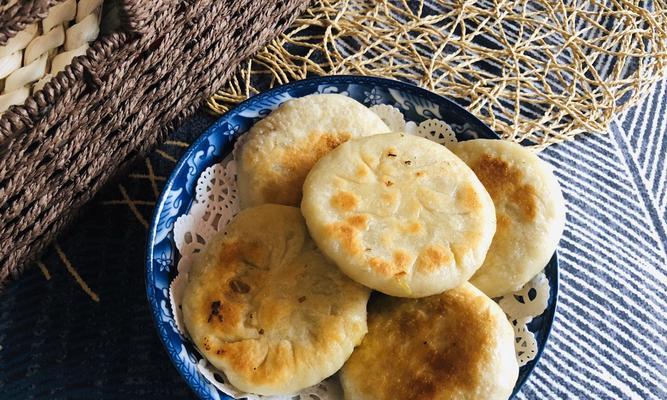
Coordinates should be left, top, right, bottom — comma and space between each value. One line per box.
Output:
301, 132, 496, 297
181, 204, 370, 395
448, 139, 566, 297
340, 283, 519, 400
237, 93, 390, 208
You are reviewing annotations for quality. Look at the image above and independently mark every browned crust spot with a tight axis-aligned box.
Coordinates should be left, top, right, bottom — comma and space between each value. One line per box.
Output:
346, 214, 369, 229
368, 257, 393, 276
392, 250, 411, 274
416, 245, 453, 273
347, 287, 495, 400
497, 213, 512, 232
410, 293, 492, 398
216, 240, 263, 270
394, 271, 407, 279
511, 184, 538, 221
400, 221, 422, 234
218, 340, 288, 386
455, 184, 482, 212
368, 254, 409, 277
356, 164, 369, 178
325, 222, 362, 255
261, 131, 352, 205
330, 191, 359, 212
472, 153, 538, 221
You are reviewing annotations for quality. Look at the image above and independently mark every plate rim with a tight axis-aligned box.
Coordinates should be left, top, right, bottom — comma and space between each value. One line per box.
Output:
145, 74, 559, 400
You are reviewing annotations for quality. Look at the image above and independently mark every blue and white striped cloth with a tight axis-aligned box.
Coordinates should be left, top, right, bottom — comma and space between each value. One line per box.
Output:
519, 78, 667, 400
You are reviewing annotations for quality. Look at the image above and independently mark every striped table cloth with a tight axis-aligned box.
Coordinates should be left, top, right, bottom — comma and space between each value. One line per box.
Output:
518, 78, 667, 399
0, 78, 665, 399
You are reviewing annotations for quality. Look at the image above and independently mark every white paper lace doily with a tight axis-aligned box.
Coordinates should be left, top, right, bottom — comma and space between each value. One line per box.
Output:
170, 105, 551, 398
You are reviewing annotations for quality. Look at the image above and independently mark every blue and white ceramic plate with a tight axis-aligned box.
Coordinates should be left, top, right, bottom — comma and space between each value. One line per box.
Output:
146, 76, 559, 399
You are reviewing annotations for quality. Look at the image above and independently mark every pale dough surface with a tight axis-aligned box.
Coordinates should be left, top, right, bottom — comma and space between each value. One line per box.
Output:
302, 133, 496, 297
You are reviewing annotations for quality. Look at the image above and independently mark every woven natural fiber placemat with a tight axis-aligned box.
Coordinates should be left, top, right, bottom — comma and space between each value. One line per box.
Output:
208, 0, 667, 148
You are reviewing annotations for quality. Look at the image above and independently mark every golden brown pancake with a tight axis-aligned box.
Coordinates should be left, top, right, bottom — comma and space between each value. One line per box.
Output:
181, 204, 370, 395
448, 139, 566, 297
237, 94, 389, 208
340, 283, 518, 400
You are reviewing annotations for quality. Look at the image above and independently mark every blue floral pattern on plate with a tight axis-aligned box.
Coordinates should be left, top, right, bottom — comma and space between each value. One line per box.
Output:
146, 76, 559, 400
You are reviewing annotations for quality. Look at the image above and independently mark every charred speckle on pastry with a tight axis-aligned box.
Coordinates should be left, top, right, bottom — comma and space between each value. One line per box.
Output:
208, 300, 222, 323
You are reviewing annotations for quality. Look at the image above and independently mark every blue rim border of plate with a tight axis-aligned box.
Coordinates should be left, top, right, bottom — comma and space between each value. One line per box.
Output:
145, 75, 560, 399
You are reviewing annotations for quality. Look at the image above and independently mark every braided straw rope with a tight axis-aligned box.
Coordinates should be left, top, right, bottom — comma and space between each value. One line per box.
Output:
0, 0, 310, 287
0, 0, 101, 113
208, 0, 667, 148
0, 0, 18, 12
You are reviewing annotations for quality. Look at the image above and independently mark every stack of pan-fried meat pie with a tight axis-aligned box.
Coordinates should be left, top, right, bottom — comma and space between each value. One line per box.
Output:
181, 94, 566, 399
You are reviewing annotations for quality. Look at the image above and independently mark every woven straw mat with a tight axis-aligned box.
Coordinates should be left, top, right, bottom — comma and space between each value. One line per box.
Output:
208, 0, 667, 148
